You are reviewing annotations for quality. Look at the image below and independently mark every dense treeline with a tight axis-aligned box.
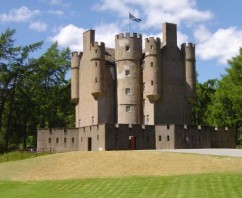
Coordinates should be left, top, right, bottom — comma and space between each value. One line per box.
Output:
0, 29, 241, 152
193, 48, 242, 145
0, 29, 75, 152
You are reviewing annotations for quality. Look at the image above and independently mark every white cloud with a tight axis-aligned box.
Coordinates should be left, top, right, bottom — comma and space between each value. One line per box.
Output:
47, 10, 64, 16
95, 23, 121, 48
0, 6, 40, 23
42, 0, 70, 7
29, 21, 47, 32
94, 0, 213, 29
49, 24, 85, 51
195, 26, 242, 64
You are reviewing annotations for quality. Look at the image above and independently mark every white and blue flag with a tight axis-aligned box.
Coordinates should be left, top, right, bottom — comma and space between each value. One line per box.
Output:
129, 13, 141, 22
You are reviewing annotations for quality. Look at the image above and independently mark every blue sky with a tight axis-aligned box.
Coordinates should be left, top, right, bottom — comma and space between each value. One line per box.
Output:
1, 0, 242, 83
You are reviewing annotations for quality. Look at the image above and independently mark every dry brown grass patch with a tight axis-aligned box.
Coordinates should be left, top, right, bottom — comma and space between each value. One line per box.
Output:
0, 151, 242, 181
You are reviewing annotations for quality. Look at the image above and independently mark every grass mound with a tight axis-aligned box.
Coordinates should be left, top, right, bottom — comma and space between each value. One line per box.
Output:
0, 151, 242, 181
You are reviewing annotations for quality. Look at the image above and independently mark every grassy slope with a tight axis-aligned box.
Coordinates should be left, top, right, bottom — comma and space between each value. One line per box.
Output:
0, 151, 242, 181
1, 151, 242, 197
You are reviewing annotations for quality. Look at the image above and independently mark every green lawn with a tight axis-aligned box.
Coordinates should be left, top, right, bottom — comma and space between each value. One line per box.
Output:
0, 151, 50, 163
1, 173, 241, 198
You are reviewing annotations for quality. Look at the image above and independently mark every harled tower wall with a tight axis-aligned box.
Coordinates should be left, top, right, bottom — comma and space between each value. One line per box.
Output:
115, 33, 142, 124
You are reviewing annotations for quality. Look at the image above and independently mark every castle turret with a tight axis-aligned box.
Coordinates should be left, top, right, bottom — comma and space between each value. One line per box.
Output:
115, 33, 142, 124
144, 37, 161, 102
71, 52, 82, 104
90, 42, 105, 100
181, 43, 196, 99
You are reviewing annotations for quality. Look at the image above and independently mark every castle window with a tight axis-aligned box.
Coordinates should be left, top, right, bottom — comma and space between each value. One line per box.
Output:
56, 138, 59, 143
167, 135, 170, 141
72, 137, 74, 143
151, 62, 153, 67
126, 105, 131, 112
95, 49, 97, 53
64, 138, 67, 143
125, 70, 130, 76
81, 137, 83, 142
125, 88, 131, 95
95, 77, 98, 83
97, 135, 99, 140
158, 136, 162, 141
150, 45, 153, 49
167, 125, 170, 129
145, 115, 149, 125
151, 80, 153, 85
125, 45, 130, 52
48, 138, 51, 143
95, 62, 97, 67
92, 116, 94, 124
143, 99, 146, 107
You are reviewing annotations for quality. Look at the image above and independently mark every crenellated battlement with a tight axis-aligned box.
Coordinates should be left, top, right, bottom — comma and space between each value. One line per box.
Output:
90, 42, 105, 60
145, 37, 161, 56
115, 32, 142, 40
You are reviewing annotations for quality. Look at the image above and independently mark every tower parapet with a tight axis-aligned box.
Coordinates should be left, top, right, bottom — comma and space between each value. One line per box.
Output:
144, 37, 161, 102
71, 52, 82, 104
181, 43, 196, 99
90, 42, 106, 100
115, 32, 142, 124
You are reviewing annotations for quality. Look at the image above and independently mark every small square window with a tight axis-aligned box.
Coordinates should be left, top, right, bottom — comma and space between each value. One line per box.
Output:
125, 45, 130, 52
64, 138, 67, 143
95, 62, 97, 67
56, 138, 59, 143
72, 137, 74, 143
95, 49, 98, 53
48, 138, 51, 143
126, 105, 131, 112
151, 62, 153, 67
150, 45, 153, 49
125, 88, 131, 95
151, 80, 153, 85
167, 135, 170, 141
92, 116, 94, 124
158, 136, 162, 141
97, 135, 99, 140
125, 70, 130, 76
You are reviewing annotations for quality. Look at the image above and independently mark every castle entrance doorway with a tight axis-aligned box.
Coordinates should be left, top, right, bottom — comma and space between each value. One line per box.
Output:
88, 137, 92, 151
129, 136, 136, 150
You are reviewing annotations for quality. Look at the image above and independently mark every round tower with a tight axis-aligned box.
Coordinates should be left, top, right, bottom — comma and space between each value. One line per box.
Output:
115, 33, 142, 124
181, 43, 196, 99
144, 37, 161, 102
71, 52, 81, 104
90, 42, 105, 100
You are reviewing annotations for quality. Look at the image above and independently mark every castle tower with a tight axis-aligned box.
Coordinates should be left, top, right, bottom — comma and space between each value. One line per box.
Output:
143, 37, 161, 125
181, 43, 196, 124
144, 37, 161, 102
90, 42, 105, 100
181, 43, 196, 99
71, 52, 82, 104
115, 33, 142, 124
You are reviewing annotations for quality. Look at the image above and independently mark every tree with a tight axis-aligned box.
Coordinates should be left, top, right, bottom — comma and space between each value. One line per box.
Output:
208, 48, 242, 144
0, 28, 43, 150
192, 79, 218, 125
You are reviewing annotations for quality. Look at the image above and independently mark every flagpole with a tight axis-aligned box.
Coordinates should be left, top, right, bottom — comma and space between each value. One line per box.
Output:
128, 12, 130, 33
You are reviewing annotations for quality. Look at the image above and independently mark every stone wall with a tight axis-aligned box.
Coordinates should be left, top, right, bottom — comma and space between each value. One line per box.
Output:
37, 128, 79, 152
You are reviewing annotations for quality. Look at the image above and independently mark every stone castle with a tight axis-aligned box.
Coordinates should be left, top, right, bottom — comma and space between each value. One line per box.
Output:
37, 22, 235, 152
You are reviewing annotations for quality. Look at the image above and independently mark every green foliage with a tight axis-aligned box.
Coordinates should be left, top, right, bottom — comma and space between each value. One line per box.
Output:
0, 173, 242, 197
193, 79, 218, 125
208, 48, 242, 144
0, 29, 75, 151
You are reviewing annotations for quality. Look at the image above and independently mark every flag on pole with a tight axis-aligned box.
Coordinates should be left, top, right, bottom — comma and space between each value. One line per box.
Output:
129, 13, 141, 22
